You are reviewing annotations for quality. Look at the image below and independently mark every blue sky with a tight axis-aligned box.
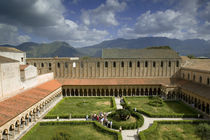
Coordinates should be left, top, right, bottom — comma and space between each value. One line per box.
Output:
0, 0, 209, 47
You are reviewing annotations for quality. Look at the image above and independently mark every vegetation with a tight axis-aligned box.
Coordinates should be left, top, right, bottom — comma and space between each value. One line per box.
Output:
21, 121, 122, 140
45, 97, 116, 118
124, 97, 198, 118
187, 55, 196, 59
139, 120, 210, 140
148, 96, 164, 107
108, 109, 144, 130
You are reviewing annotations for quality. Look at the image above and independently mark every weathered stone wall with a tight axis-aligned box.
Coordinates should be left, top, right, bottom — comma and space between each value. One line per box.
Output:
0, 52, 26, 65
0, 62, 23, 99
27, 57, 181, 79
22, 65, 38, 81
180, 68, 210, 87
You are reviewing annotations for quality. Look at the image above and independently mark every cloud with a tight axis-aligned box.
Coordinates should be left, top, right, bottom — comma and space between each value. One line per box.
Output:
0, 0, 109, 47
81, 0, 126, 26
0, 23, 30, 45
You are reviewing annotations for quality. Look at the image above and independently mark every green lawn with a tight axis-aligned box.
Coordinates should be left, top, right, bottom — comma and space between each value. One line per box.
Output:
144, 123, 208, 140
21, 122, 117, 140
46, 97, 115, 117
125, 97, 198, 117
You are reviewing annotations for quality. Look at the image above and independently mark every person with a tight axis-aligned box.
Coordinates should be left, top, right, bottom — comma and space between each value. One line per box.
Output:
137, 128, 140, 134
86, 115, 88, 121
97, 115, 99, 121
134, 107, 136, 112
57, 116, 59, 121
101, 117, 104, 125
119, 126, 122, 133
110, 121, 112, 129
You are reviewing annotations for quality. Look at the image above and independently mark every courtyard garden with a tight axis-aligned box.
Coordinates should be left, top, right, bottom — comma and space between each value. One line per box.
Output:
45, 97, 116, 118
123, 97, 199, 117
21, 121, 121, 140
139, 120, 210, 140
107, 109, 144, 130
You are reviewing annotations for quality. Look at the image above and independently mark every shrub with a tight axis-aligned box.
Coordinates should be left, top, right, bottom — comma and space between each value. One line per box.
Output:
197, 123, 210, 139
115, 109, 131, 121
52, 132, 71, 140
148, 97, 164, 107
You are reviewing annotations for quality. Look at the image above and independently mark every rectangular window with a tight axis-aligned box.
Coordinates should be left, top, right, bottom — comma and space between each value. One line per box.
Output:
21, 57, 24, 62
97, 62, 100, 68
161, 61, 163, 67
113, 62, 116, 67
153, 62, 156, 67
105, 61, 108, 67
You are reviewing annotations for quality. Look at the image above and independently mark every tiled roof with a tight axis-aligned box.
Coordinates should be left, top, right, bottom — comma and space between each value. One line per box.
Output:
0, 80, 61, 126
0, 47, 23, 53
182, 59, 210, 72
175, 79, 210, 100
20, 65, 29, 71
0, 56, 19, 63
102, 48, 180, 59
58, 78, 174, 86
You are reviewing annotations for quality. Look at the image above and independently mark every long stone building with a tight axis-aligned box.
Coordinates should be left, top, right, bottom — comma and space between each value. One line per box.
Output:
0, 47, 210, 139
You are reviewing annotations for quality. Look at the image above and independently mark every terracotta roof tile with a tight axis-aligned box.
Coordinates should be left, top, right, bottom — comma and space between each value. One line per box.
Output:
58, 78, 174, 86
0, 80, 61, 126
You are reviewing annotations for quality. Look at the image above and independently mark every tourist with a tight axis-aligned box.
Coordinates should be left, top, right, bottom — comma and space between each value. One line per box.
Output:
119, 126, 122, 133
97, 115, 99, 121
86, 115, 88, 121
110, 121, 112, 129
134, 107, 136, 112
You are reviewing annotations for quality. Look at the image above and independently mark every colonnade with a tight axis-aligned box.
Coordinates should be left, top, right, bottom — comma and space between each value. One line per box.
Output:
0, 93, 61, 140
62, 87, 162, 97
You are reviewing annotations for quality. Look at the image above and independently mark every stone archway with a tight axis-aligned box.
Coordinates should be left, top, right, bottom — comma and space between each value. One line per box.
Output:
119, 89, 122, 97
106, 89, 109, 96
114, 89, 118, 97
123, 89, 126, 96
97, 89, 100, 96
101, 89, 105, 96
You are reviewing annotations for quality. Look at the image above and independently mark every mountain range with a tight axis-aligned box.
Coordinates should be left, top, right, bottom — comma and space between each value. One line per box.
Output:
1, 37, 210, 58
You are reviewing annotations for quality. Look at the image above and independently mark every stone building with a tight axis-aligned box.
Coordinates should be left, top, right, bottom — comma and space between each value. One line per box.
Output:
0, 47, 210, 139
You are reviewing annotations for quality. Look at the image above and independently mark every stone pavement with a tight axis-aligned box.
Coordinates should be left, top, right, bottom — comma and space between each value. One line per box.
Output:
115, 97, 123, 109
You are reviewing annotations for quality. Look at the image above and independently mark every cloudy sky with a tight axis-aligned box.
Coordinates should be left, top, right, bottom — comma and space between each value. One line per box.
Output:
0, 0, 209, 47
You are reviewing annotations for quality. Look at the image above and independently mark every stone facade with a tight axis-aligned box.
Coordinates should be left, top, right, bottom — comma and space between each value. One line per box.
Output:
0, 51, 26, 65
27, 57, 181, 79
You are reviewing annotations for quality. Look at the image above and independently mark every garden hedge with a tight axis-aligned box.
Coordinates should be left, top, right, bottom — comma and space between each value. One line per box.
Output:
139, 120, 210, 140
108, 109, 144, 130
123, 97, 200, 118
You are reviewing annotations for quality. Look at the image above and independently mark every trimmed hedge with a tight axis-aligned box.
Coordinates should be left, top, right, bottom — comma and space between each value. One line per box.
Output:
108, 109, 144, 130
44, 97, 117, 119
123, 97, 200, 118
26, 121, 122, 140
139, 120, 210, 140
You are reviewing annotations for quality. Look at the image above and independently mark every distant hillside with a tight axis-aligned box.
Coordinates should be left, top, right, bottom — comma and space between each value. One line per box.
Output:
78, 37, 210, 57
0, 37, 209, 58
13, 41, 83, 57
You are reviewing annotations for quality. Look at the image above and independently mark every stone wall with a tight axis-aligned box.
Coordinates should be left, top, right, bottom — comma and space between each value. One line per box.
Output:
21, 65, 38, 81
0, 52, 26, 65
27, 57, 181, 79
180, 68, 210, 87
0, 62, 23, 99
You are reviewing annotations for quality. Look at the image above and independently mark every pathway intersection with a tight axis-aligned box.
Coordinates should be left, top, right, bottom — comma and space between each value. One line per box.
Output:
20, 97, 208, 140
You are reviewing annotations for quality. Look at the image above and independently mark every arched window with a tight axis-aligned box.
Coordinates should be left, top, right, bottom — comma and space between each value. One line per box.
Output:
137, 61, 140, 67
49, 63, 51, 67
129, 61, 132, 67
200, 76, 202, 83
145, 61, 148, 67
153, 61, 156, 67
34, 63, 36, 67
161, 61, 163, 67
57, 62, 60, 68
121, 61, 124, 67
105, 61, 108, 67
168, 61, 171, 67
176, 61, 179, 67
113, 61, 116, 67
97, 62, 100, 68
41, 63, 44, 67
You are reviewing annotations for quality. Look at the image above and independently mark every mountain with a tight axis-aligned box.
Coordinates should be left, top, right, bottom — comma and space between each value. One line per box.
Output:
78, 37, 210, 57
15, 41, 84, 57
0, 37, 209, 58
